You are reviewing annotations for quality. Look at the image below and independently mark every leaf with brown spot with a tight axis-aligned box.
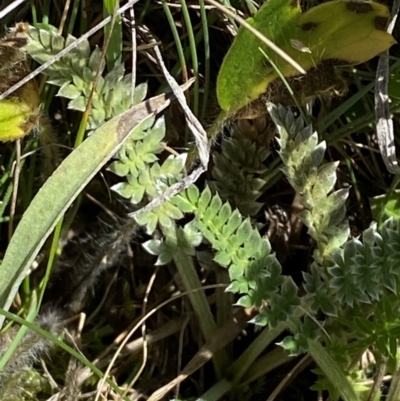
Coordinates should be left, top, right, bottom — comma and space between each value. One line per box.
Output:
217, 0, 396, 115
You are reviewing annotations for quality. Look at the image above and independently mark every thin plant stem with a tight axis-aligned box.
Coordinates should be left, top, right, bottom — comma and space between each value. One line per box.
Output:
8, 139, 21, 240
199, 0, 211, 121
103, 0, 122, 70
67, 0, 81, 33
161, 0, 188, 83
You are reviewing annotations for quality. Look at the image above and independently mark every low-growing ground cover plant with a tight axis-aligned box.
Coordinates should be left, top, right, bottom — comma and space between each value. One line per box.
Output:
1, 0, 400, 400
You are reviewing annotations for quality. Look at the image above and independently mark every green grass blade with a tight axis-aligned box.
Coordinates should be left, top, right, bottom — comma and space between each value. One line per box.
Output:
0, 294, 37, 370
67, 0, 82, 33
162, 0, 188, 81
308, 339, 360, 401
199, 0, 210, 121
0, 308, 129, 400
103, 0, 123, 70
180, 0, 199, 117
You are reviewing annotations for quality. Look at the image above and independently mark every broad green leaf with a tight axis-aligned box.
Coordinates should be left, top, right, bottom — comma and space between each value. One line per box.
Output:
217, 0, 395, 115
0, 89, 184, 327
217, 0, 300, 113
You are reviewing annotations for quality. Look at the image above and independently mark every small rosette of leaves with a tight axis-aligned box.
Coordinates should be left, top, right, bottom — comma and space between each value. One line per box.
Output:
310, 220, 395, 312
268, 103, 349, 264
302, 218, 400, 319
26, 24, 147, 130
297, 196, 400, 397
208, 122, 271, 216
109, 116, 187, 235
341, 295, 400, 359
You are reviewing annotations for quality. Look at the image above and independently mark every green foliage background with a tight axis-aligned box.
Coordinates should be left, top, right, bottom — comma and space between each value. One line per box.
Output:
1, 1, 400, 401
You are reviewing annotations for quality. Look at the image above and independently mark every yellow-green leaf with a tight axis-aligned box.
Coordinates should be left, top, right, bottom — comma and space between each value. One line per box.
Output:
0, 81, 40, 142
217, 0, 396, 115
